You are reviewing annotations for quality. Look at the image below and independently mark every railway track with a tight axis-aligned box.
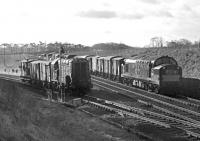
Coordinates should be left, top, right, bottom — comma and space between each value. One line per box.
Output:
92, 75, 200, 111
1, 73, 200, 140
0, 74, 21, 82
83, 95, 200, 140
91, 76, 200, 123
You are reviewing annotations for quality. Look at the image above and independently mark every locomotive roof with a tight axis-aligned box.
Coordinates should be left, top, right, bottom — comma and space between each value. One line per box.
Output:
153, 64, 178, 70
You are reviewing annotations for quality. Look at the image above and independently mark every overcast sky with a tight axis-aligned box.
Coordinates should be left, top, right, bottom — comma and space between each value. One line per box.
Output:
0, 0, 200, 47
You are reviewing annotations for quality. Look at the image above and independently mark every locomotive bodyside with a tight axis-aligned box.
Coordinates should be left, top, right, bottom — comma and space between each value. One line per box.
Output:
121, 56, 182, 95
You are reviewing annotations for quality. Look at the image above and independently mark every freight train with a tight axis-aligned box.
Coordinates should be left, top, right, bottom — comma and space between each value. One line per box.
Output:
20, 53, 182, 97
85, 55, 182, 96
20, 54, 92, 96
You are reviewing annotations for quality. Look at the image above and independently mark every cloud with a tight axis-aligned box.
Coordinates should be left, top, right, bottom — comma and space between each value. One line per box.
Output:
140, 0, 160, 4
155, 10, 174, 18
182, 4, 192, 12
77, 10, 117, 19
120, 13, 145, 20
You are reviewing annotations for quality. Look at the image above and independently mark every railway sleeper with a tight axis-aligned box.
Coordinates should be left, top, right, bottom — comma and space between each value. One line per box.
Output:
83, 99, 170, 128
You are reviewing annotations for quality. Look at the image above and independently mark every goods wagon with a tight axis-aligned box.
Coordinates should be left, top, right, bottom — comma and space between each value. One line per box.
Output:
30, 60, 41, 83
20, 59, 36, 82
98, 57, 105, 77
91, 56, 99, 75
50, 57, 92, 95
20, 55, 91, 96
86, 55, 94, 74
103, 56, 119, 79
179, 78, 200, 99
91, 56, 100, 75
63, 54, 76, 59
111, 57, 125, 81
29, 60, 50, 86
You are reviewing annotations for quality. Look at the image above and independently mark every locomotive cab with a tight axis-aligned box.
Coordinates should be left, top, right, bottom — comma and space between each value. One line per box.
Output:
151, 64, 182, 96
71, 58, 92, 94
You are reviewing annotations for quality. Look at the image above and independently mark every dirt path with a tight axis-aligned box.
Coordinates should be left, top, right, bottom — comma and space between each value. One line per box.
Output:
0, 79, 145, 141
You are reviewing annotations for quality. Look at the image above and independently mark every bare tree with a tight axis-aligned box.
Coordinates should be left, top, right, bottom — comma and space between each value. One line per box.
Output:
150, 37, 163, 47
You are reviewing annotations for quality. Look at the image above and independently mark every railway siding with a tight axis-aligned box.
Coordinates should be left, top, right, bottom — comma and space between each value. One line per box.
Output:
92, 76, 200, 120
82, 95, 200, 139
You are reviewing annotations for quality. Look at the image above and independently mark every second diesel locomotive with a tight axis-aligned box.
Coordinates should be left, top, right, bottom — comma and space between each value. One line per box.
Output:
87, 55, 182, 96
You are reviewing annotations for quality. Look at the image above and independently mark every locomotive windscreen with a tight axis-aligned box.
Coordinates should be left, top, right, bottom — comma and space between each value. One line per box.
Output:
161, 65, 182, 82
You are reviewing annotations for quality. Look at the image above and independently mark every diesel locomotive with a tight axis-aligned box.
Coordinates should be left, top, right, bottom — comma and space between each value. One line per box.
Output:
86, 55, 182, 96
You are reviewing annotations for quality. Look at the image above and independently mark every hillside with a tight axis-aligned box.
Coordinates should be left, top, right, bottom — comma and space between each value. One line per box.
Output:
0, 79, 140, 141
131, 47, 200, 79
90, 43, 200, 79
92, 43, 132, 50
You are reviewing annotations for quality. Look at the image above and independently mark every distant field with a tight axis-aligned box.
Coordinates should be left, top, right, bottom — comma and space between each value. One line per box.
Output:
0, 54, 32, 75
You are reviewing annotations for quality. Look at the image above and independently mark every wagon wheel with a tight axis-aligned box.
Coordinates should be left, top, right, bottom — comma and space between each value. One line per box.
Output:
154, 87, 160, 94
144, 83, 148, 91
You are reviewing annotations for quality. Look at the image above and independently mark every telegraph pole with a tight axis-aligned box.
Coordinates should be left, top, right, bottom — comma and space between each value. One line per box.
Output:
3, 44, 5, 66
59, 45, 62, 102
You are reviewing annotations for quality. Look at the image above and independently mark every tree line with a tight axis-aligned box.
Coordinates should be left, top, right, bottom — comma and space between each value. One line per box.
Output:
150, 37, 200, 48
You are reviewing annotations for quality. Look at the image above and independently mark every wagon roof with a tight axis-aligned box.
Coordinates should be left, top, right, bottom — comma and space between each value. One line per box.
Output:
31, 60, 50, 64
51, 58, 59, 65
75, 55, 93, 58
125, 59, 151, 63
63, 54, 76, 59
83, 55, 95, 57
104, 56, 119, 60
92, 56, 100, 58
98, 56, 106, 59
124, 59, 137, 63
21, 59, 36, 63
112, 57, 124, 60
